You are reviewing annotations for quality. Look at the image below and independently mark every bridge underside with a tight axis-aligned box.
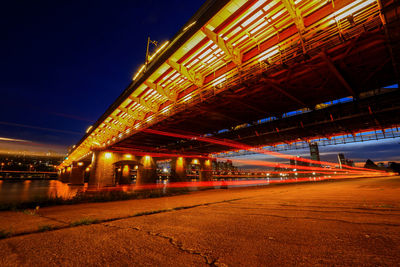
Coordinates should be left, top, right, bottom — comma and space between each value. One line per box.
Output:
60, 0, 400, 186
110, 28, 399, 155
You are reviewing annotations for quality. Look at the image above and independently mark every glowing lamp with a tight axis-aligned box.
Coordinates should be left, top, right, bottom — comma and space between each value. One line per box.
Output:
105, 152, 112, 159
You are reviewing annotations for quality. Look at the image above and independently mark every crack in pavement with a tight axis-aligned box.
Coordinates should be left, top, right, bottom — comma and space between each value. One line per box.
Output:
130, 226, 225, 267
102, 223, 224, 266
36, 214, 70, 225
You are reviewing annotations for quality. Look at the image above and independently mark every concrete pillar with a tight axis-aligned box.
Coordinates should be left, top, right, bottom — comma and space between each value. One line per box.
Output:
88, 151, 158, 186
59, 169, 69, 183
89, 151, 120, 186
136, 156, 157, 185
170, 157, 187, 182
199, 158, 213, 181
69, 161, 86, 185
62, 166, 72, 183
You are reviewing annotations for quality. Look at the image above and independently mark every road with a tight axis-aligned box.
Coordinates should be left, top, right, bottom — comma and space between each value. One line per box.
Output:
0, 176, 399, 266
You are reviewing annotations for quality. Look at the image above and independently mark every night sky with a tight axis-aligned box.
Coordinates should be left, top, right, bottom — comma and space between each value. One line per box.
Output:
0, 0, 399, 163
0, 0, 204, 153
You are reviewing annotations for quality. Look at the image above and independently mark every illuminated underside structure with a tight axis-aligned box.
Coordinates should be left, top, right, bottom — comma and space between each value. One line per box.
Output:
58, 0, 400, 185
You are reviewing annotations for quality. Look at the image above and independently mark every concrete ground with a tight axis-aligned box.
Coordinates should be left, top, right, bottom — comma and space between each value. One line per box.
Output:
0, 176, 399, 266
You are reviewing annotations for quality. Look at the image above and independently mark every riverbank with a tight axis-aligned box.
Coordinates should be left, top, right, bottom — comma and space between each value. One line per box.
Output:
0, 176, 399, 266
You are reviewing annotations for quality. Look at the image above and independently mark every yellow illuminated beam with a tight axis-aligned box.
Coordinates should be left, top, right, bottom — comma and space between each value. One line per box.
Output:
144, 80, 176, 101
281, 0, 305, 32
118, 106, 147, 121
166, 59, 204, 87
201, 26, 242, 65
109, 114, 133, 127
128, 96, 160, 113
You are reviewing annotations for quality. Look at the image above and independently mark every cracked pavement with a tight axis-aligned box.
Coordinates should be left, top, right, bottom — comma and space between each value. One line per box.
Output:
0, 176, 399, 266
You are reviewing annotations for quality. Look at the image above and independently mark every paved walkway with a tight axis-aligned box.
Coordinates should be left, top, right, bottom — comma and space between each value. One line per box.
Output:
0, 176, 399, 266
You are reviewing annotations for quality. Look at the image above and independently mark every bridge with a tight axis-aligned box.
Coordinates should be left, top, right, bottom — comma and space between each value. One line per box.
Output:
58, 0, 400, 186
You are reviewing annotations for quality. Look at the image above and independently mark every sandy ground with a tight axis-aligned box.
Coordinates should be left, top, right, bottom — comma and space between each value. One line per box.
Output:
0, 176, 399, 266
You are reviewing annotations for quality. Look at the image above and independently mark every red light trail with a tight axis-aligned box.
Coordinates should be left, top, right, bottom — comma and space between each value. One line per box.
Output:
141, 128, 387, 175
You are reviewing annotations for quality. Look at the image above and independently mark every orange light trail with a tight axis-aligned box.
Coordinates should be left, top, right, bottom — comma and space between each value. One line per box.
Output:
140, 129, 387, 174
84, 173, 391, 193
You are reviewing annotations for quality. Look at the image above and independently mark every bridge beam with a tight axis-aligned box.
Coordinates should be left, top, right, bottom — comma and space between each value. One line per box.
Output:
281, 0, 305, 32
110, 114, 133, 128
262, 77, 307, 107
128, 96, 159, 113
144, 81, 177, 101
201, 27, 242, 65
321, 52, 356, 97
118, 106, 146, 121
167, 59, 204, 87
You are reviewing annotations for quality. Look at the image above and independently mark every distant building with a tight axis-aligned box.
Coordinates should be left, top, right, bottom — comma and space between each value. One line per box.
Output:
289, 156, 309, 167
309, 143, 320, 166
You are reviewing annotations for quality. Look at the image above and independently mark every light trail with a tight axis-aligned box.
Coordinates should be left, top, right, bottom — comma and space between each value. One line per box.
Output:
141, 128, 386, 174
84, 173, 390, 193
0, 137, 30, 142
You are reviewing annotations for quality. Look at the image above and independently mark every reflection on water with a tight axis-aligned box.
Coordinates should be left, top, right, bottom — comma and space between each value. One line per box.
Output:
0, 180, 87, 204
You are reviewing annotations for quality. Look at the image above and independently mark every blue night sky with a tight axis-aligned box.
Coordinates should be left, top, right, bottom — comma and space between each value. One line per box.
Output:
0, 1, 399, 164
0, 0, 203, 153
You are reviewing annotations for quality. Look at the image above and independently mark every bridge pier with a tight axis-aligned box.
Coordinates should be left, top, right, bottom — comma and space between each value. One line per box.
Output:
69, 161, 87, 185
89, 151, 120, 186
136, 155, 157, 185
62, 167, 72, 183
199, 158, 213, 182
59, 168, 69, 183
170, 157, 188, 182
88, 151, 158, 186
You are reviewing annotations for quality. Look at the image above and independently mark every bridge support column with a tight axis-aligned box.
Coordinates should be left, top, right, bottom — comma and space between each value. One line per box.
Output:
199, 158, 213, 182
62, 167, 72, 183
69, 161, 87, 185
89, 151, 120, 186
136, 156, 157, 185
59, 168, 69, 183
170, 157, 187, 182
